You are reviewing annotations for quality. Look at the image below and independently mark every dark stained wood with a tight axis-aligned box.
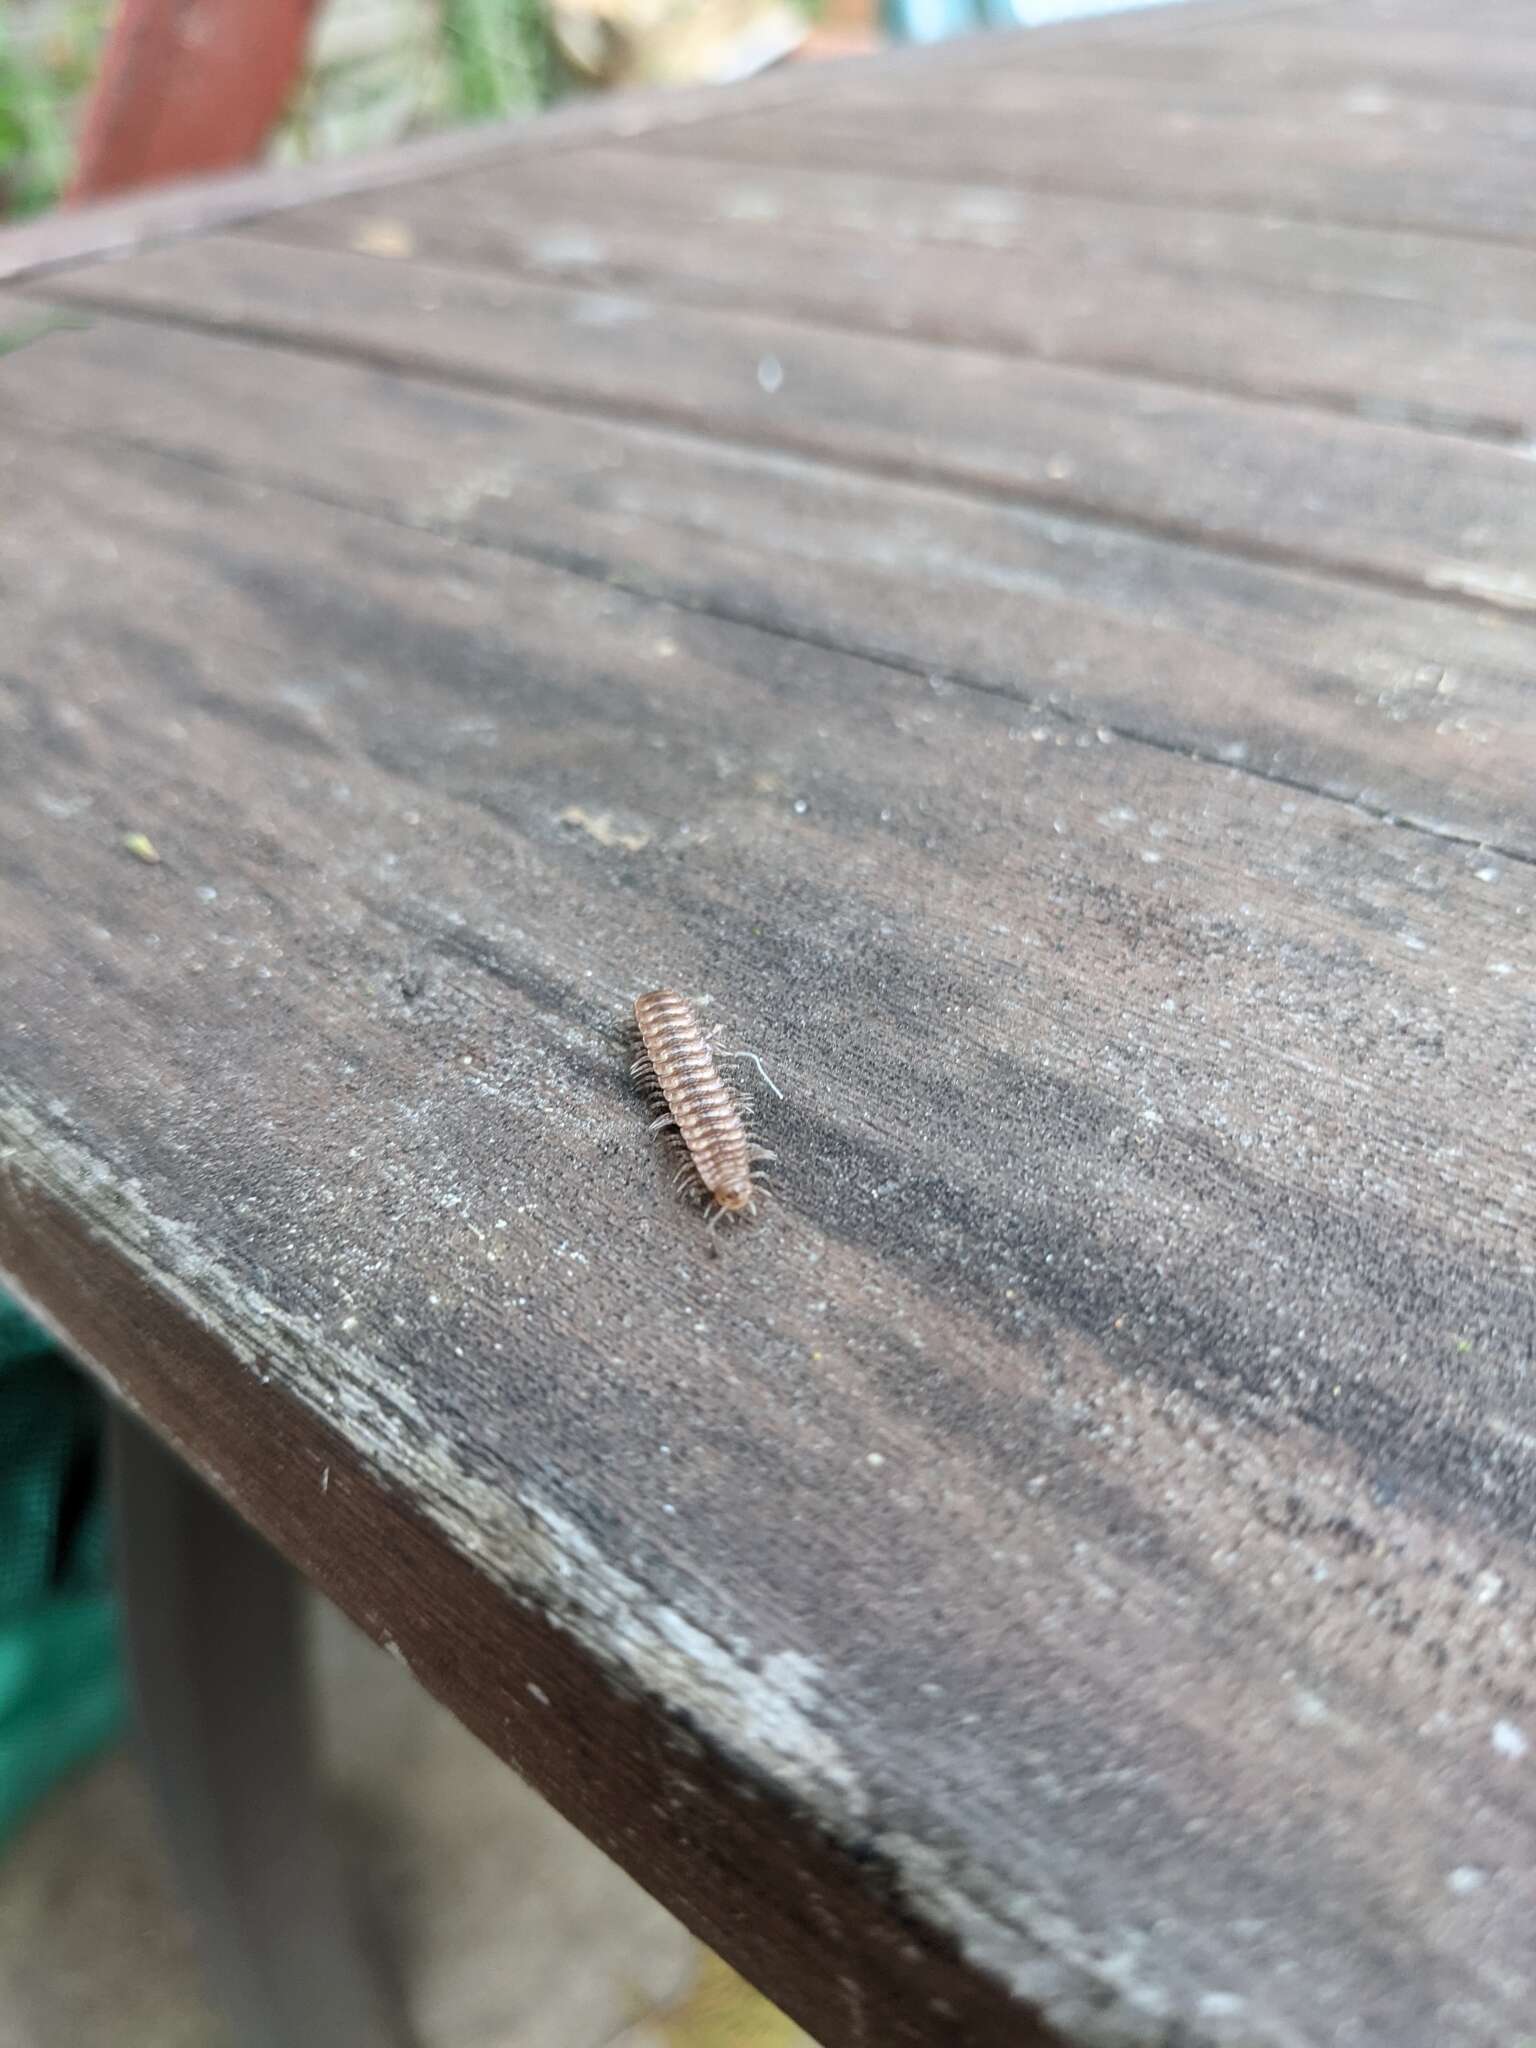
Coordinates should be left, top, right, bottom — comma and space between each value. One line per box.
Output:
2, 2, 1536, 2043
1, 409, 1534, 2048
8, 1188, 1037, 2048
2, 304, 1534, 857
27, 236, 1536, 611
242, 147, 1536, 440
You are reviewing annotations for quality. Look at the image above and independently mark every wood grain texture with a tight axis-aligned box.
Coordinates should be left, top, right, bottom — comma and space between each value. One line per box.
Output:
0, 412, 1533, 2048
1021, 21, 1536, 109
2, 305, 1534, 858
631, 75, 1536, 245
243, 146, 1536, 441
3, 2, 1536, 2042
27, 235, 1536, 614
246, 138, 1536, 319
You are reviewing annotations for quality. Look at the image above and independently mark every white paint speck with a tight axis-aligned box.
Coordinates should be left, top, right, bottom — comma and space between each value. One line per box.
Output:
530, 229, 607, 267
1400, 933, 1428, 952
1198, 1992, 1247, 2019
757, 353, 784, 394
527, 1681, 551, 1706
1492, 1719, 1529, 1760
568, 293, 650, 328
1447, 1865, 1487, 1894
1474, 865, 1500, 883
1489, 961, 1515, 976
866, 1452, 886, 1469
719, 186, 781, 222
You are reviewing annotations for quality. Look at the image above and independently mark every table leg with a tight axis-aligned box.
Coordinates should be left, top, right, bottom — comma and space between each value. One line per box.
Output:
110, 1408, 413, 2048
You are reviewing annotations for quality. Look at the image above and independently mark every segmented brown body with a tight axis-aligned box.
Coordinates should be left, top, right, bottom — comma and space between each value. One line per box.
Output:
632, 988, 758, 1216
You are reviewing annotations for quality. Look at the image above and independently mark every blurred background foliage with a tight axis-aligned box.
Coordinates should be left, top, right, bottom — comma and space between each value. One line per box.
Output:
0, 0, 559, 218
0, 1, 113, 215
0, 0, 1128, 221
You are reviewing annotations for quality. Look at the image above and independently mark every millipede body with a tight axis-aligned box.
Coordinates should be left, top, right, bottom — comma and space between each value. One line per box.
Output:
631, 988, 770, 1217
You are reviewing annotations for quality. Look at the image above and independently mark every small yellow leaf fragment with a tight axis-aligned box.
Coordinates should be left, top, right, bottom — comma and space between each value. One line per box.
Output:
351, 218, 416, 259
558, 805, 651, 852
121, 832, 161, 864
648, 1952, 814, 2046
352, 221, 417, 260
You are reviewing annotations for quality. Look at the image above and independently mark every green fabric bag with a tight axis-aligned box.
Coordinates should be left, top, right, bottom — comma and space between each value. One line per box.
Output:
0, 1293, 123, 1848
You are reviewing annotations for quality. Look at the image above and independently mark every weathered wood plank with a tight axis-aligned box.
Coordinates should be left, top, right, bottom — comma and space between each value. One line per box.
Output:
1, 418, 1533, 2048
6, 4, 1536, 2042
26, 237, 1536, 612
3, 304, 1534, 856
631, 90, 1536, 244
248, 141, 1536, 320
1022, 22, 1536, 108
812, 64, 1536, 125
242, 149, 1536, 440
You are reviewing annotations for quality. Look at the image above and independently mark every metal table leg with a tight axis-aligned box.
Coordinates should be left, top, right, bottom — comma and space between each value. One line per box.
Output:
111, 1408, 412, 2048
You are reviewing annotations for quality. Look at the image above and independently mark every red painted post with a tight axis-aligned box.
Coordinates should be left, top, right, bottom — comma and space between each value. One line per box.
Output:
68, 0, 323, 204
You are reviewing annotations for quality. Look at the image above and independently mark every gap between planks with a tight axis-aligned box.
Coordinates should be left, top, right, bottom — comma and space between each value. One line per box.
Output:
242, 190, 1536, 454
7, 395, 1532, 881
20, 275, 1536, 639
620, 125, 1536, 261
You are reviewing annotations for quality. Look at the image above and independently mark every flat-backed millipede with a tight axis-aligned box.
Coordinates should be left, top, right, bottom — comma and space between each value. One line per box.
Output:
631, 988, 776, 1220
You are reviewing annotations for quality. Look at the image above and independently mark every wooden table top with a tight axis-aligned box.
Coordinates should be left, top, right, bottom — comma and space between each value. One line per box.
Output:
2, 1, 1533, 2041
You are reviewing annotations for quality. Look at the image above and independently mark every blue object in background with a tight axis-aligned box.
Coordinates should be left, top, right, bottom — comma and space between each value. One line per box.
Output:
882, 0, 1184, 42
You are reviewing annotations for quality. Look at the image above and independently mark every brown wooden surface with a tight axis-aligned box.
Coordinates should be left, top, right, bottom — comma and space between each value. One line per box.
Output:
1, 2, 1534, 2045
633, 68, 1536, 243
244, 146, 1536, 440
